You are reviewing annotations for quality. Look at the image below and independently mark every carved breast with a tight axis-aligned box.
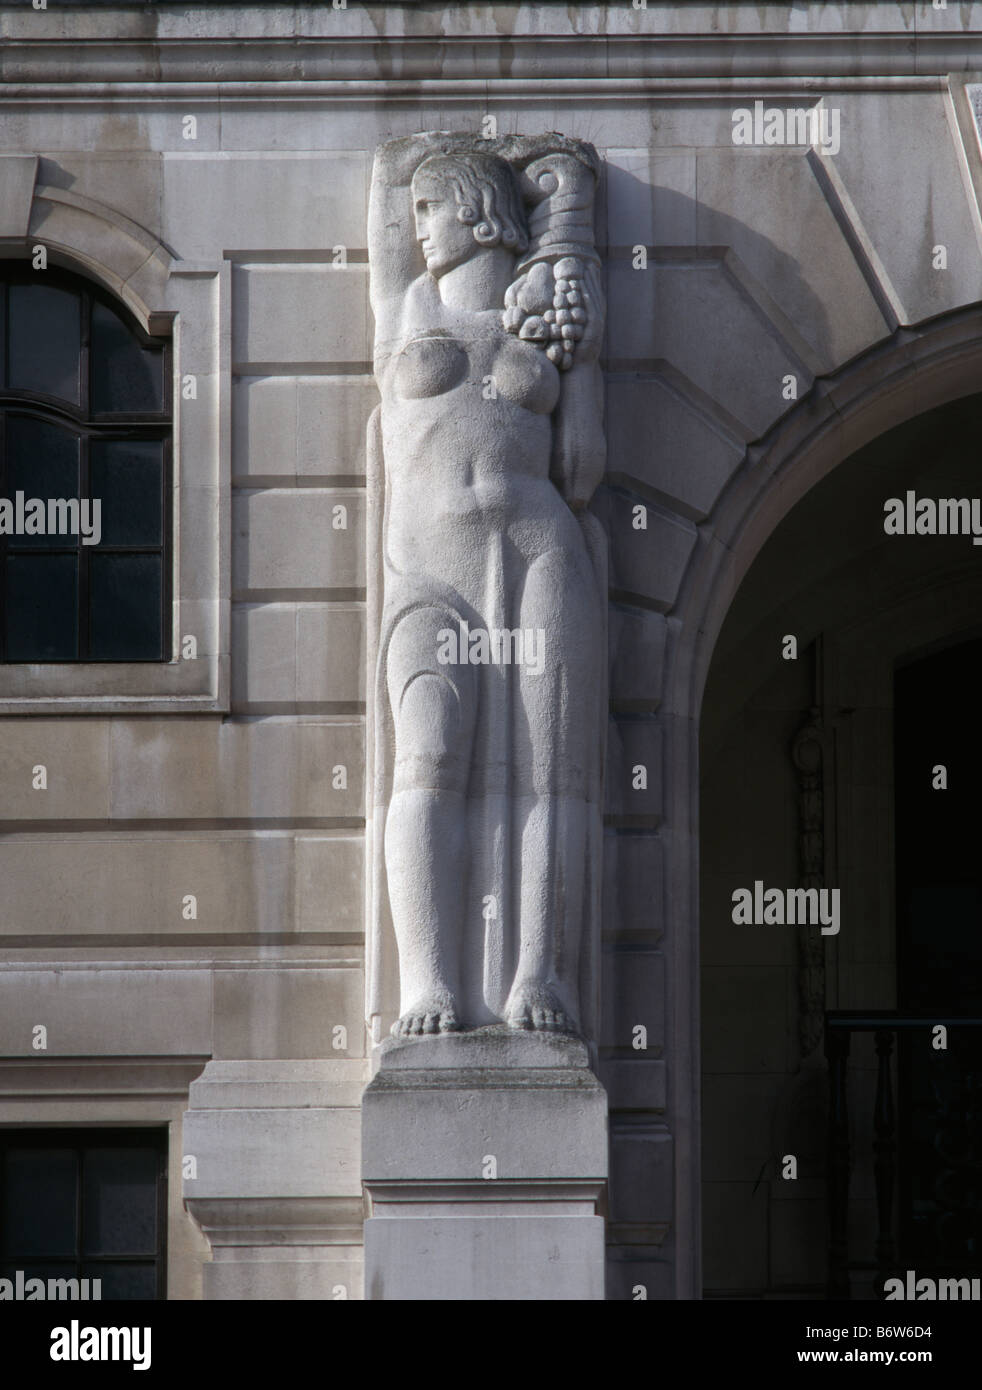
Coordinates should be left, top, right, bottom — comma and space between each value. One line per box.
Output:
492, 335, 560, 416
393, 331, 468, 400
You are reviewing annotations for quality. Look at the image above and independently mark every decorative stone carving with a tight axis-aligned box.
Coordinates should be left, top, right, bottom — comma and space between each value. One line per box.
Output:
366, 132, 606, 1042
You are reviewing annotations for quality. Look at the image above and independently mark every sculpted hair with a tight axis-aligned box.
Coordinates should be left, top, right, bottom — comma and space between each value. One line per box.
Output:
414, 154, 529, 254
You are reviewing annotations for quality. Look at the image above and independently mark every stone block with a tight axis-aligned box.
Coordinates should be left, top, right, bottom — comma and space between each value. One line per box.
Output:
608, 605, 667, 709
608, 1121, 673, 1225
605, 151, 697, 248
606, 258, 805, 439
233, 378, 296, 480
602, 830, 664, 941
605, 715, 663, 822
593, 484, 697, 610
180, 483, 221, 600
694, 147, 888, 371
606, 376, 744, 521
163, 153, 368, 262
830, 91, 982, 327
0, 155, 38, 237
108, 717, 364, 822
0, 720, 110, 821
296, 604, 365, 706
296, 378, 378, 477
295, 835, 364, 936
39, 154, 161, 243
232, 264, 369, 367
605, 1253, 674, 1301
0, 968, 211, 1056
600, 1058, 667, 1112
601, 947, 665, 1053
232, 489, 365, 595
183, 1105, 361, 1199
231, 603, 296, 708
213, 965, 365, 1060
0, 833, 297, 940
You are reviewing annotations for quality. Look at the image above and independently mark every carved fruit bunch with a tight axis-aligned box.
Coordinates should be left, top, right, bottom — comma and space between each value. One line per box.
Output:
502, 256, 587, 371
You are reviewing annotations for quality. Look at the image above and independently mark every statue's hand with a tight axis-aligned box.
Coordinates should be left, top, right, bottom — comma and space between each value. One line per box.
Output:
380, 133, 453, 186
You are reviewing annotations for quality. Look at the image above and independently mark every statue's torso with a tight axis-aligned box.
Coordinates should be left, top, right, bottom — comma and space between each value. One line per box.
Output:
378, 303, 585, 582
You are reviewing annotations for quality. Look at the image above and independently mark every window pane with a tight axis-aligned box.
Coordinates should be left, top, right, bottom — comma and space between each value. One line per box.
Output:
83, 1262, 157, 1301
89, 440, 163, 545
7, 284, 82, 405
5, 553, 78, 660
1, 1149, 77, 1256
4, 415, 81, 550
88, 554, 161, 660
90, 301, 163, 413
82, 1147, 157, 1256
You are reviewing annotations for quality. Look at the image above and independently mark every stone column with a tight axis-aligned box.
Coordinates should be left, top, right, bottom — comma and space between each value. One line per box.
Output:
362, 1030, 607, 1300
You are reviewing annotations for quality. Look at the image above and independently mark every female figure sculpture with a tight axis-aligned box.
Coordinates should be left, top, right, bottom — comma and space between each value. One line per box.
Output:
367, 133, 606, 1041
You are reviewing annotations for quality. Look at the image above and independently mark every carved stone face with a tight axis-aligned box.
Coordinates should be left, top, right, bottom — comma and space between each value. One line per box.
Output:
412, 167, 482, 277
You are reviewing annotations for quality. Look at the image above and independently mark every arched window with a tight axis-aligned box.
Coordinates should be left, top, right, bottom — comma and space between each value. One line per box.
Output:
0, 264, 171, 661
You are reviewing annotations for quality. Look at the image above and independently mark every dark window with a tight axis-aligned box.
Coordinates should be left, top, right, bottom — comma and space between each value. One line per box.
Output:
0, 265, 171, 661
0, 1129, 168, 1300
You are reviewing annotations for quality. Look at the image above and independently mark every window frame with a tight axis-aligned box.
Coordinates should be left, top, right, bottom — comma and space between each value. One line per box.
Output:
0, 1126, 169, 1301
0, 266, 173, 664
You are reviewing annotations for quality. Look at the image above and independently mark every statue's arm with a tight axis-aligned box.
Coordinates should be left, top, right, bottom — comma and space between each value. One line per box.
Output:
369, 136, 452, 332
370, 138, 453, 374
551, 262, 606, 510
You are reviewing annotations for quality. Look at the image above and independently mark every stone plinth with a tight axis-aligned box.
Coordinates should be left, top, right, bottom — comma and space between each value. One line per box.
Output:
362, 1028, 608, 1300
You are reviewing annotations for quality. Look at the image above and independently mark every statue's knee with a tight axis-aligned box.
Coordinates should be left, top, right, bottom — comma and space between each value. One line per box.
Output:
392, 671, 472, 785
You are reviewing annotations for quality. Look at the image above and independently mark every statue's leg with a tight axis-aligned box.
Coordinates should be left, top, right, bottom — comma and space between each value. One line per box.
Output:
506, 795, 589, 1033
385, 606, 476, 1036
503, 546, 602, 1034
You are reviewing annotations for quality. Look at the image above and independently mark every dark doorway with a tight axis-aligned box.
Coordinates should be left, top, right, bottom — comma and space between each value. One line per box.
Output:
895, 639, 982, 1276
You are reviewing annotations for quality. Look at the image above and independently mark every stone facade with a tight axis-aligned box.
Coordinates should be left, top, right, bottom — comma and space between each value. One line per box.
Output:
3, 1, 982, 1299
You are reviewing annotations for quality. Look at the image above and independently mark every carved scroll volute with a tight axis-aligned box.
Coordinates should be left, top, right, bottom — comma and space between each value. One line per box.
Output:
516, 153, 600, 270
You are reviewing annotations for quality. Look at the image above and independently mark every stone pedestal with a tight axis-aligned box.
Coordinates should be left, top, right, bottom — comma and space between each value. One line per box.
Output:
183, 1060, 366, 1299
362, 1028, 608, 1300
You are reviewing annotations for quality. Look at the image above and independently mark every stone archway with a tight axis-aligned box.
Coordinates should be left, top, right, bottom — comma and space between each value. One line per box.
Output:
664, 306, 982, 1298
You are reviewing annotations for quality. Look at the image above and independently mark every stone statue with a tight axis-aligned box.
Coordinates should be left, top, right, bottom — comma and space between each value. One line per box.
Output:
366, 132, 606, 1042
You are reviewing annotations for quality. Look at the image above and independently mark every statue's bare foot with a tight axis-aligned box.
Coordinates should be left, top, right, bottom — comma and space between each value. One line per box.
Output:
391, 994, 460, 1037
504, 981, 573, 1033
